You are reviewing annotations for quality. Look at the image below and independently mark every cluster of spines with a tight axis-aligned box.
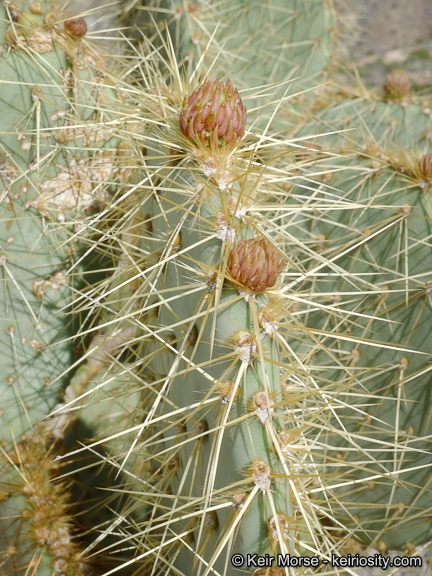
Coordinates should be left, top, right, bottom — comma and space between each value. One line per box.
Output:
0, 425, 86, 575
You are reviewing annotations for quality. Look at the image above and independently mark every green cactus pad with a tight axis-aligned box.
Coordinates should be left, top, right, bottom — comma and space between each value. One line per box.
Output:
0, 1, 126, 443
289, 95, 432, 550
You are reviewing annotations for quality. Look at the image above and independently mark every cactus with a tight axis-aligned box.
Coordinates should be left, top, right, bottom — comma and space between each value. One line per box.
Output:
0, 0, 116, 442
1, 0, 432, 575
139, 101, 293, 573
0, 2, 143, 572
96, 8, 430, 573
0, 423, 89, 574
293, 93, 432, 551
0, 2, 74, 444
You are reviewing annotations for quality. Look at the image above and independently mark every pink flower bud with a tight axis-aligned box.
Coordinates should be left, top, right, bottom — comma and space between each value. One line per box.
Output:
384, 69, 411, 100
228, 238, 284, 293
180, 78, 247, 147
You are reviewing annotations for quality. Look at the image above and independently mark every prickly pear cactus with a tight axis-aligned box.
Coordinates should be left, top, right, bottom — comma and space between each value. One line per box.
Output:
0, 3, 141, 573
1, 1, 432, 575
294, 91, 432, 551
0, 0, 125, 443
143, 85, 292, 575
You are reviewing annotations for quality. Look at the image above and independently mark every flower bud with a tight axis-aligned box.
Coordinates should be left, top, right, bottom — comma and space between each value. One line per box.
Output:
180, 78, 247, 147
64, 17, 87, 38
384, 69, 411, 100
228, 238, 284, 293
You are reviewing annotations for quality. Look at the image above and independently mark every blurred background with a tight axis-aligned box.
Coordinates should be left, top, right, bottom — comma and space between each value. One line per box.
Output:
336, 0, 432, 86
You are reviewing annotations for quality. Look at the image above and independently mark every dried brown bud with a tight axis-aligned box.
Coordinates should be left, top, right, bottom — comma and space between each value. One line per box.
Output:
384, 69, 411, 100
64, 16, 88, 38
180, 78, 247, 147
228, 238, 284, 293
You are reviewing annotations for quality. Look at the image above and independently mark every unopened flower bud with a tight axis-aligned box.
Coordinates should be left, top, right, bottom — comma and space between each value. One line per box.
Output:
64, 17, 87, 38
228, 238, 284, 293
384, 69, 411, 100
180, 78, 247, 147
